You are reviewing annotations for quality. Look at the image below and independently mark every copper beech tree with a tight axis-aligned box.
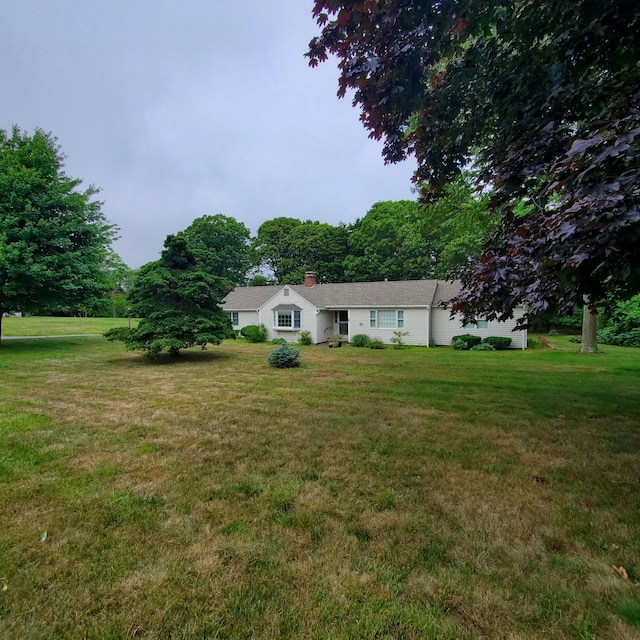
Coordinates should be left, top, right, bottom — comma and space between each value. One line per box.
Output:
307, 1, 640, 350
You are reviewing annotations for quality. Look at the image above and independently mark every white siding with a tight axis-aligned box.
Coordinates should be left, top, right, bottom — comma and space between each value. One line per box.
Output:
317, 311, 335, 344
260, 288, 319, 343
430, 307, 528, 348
236, 311, 258, 329
347, 308, 430, 346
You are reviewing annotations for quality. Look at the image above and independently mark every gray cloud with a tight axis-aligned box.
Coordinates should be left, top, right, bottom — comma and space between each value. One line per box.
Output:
1, 1, 416, 267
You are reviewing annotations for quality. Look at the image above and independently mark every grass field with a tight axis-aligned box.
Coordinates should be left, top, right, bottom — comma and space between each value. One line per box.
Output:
1, 315, 136, 337
1, 331, 639, 639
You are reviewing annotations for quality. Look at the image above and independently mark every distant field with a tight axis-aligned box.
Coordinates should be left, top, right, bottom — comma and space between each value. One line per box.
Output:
2, 315, 137, 336
0, 336, 639, 639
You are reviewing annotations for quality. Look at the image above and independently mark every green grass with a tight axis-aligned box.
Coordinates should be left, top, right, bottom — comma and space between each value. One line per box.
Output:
0, 333, 639, 638
1, 315, 136, 337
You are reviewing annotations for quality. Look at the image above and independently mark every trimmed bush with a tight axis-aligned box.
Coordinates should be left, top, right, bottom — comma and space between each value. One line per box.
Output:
351, 334, 372, 347
368, 339, 386, 349
268, 344, 300, 368
483, 336, 512, 350
597, 327, 640, 348
471, 343, 496, 351
452, 338, 469, 350
240, 323, 268, 343
452, 334, 482, 348
298, 330, 312, 345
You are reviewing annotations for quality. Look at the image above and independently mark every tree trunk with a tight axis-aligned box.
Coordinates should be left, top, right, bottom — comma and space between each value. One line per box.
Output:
580, 298, 599, 353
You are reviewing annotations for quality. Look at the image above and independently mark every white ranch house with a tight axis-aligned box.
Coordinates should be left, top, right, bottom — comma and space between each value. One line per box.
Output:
221, 272, 527, 349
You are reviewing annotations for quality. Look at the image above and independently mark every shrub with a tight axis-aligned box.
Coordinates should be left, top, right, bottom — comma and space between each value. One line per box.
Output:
452, 334, 482, 348
271, 338, 287, 345
351, 334, 372, 347
597, 294, 640, 348
597, 327, 640, 348
368, 339, 386, 349
482, 336, 512, 350
568, 335, 582, 343
268, 344, 300, 368
391, 330, 409, 349
471, 343, 496, 351
452, 338, 469, 350
298, 330, 312, 345
240, 323, 268, 343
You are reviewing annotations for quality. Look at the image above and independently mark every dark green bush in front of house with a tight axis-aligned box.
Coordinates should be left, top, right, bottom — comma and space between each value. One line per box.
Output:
368, 340, 386, 349
351, 334, 372, 347
268, 344, 301, 368
240, 323, 268, 343
452, 334, 482, 348
452, 338, 469, 350
483, 336, 512, 350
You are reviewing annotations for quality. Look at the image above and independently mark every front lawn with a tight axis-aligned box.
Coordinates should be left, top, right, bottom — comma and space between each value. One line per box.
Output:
0, 337, 639, 638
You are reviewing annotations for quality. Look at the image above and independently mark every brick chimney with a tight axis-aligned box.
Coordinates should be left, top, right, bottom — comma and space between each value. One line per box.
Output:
304, 271, 317, 287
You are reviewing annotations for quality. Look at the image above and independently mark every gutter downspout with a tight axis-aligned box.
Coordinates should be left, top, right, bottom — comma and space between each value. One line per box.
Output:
426, 305, 430, 347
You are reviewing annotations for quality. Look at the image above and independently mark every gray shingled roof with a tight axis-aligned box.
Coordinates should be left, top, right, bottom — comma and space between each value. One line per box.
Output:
222, 279, 460, 311
220, 285, 281, 311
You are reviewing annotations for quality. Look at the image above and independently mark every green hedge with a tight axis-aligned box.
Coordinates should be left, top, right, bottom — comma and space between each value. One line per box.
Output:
451, 334, 482, 349
483, 336, 512, 350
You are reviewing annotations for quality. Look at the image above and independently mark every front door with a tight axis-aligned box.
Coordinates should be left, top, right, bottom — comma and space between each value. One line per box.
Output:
338, 310, 349, 336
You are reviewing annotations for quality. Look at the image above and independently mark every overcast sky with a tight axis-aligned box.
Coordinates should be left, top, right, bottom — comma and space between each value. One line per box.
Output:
1, 1, 416, 268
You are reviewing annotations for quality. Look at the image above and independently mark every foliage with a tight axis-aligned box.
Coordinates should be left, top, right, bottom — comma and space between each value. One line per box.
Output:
0, 126, 117, 339
178, 214, 252, 286
240, 323, 268, 343
368, 339, 386, 349
330, 333, 343, 343
451, 338, 469, 351
391, 330, 410, 349
254, 217, 349, 284
246, 273, 275, 286
597, 294, 640, 347
351, 334, 371, 348
482, 336, 512, 350
345, 200, 433, 281
271, 338, 287, 345
568, 336, 582, 344
298, 330, 312, 345
308, 1, 640, 320
471, 343, 496, 351
452, 334, 482, 348
267, 344, 301, 368
104, 235, 234, 358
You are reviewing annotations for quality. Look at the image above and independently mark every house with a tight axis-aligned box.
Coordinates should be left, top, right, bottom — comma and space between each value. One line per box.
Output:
221, 272, 527, 349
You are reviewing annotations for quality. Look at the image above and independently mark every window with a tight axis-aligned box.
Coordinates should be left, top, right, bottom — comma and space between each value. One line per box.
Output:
464, 316, 489, 330
227, 312, 239, 326
369, 310, 405, 329
274, 309, 301, 329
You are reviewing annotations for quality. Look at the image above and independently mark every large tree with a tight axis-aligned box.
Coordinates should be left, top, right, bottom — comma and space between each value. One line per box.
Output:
346, 179, 496, 282
345, 200, 433, 281
253, 218, 349, 284
307, 1, 640, 328
105, 235, 234, 358
178, 214, 252, 285
0, 126, 116, 340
